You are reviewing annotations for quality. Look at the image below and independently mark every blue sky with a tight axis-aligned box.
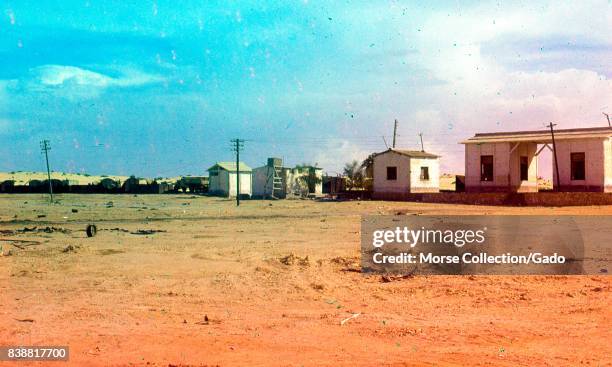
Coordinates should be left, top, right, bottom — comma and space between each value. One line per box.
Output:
0, 1, 610, 177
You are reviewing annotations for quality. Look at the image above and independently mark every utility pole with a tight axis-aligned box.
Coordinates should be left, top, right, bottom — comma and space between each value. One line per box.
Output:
604, 112, 611, 127
418, 133, 424, 152
547, 123, 561, 191
230, 138, 245, 206
392, 119, 398, 148
40, 139, 53, 203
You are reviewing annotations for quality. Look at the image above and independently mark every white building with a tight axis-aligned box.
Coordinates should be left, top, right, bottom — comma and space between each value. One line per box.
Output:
252, 158, 323, 198
461, 127, 612, 192
207, 162, 252, 197
372, 149, 440, 199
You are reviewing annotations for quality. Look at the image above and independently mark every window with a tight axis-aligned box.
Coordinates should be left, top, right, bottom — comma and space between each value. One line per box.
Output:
571, 152, 585, 180
420, 166, 429, 180
386, 166, 397, 180
520, 156, 528, 181
480, 155, 494, 182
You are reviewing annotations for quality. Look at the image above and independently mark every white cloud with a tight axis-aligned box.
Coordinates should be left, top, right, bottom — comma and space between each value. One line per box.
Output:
313, 140, 371, 175
21, 65, 164, 100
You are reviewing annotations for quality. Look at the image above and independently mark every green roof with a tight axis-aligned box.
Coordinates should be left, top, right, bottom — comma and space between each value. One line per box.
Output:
207, 162, 252, 172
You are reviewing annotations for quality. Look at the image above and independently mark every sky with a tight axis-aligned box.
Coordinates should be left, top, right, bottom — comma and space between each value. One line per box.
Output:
0, 0, 610, 177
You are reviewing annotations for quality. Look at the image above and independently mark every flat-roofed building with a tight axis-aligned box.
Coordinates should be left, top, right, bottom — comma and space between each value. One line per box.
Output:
461, 127, 612, 192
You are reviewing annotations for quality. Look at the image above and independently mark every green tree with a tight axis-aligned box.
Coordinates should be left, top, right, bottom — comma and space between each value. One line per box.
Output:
343, 160, 364, 191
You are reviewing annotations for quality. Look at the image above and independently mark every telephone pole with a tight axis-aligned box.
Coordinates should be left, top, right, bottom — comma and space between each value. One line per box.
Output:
40, 139, 53, 203
418, 133, 424, 152
604, 112, 611, 127
230, 139, 245, 206
547, 123, 561, 191
392, 119, 398, 148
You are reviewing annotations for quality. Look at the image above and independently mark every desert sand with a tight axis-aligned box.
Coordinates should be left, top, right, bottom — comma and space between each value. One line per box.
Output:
0, 194, 610, 366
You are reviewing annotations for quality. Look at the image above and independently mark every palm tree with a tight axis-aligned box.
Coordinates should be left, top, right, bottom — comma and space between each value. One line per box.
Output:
343, 160, 364, 190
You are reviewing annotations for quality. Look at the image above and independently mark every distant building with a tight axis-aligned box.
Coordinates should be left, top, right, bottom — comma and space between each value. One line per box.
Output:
461, 127, 612, 192
252, 158, 322, 198
372, 148, 440, 199
207, 162, 252, 197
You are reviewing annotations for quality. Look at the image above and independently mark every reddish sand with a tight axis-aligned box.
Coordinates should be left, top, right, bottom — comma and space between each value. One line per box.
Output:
0, 194, 610, 366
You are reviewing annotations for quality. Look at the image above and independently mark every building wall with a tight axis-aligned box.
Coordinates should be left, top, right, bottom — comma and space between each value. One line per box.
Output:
508, 142, 538, 192
373, 152, 412, 195
208, 170, 228, 196
605, 138, 612, 192
553, 138, 605, 191
252, 166, 274, 197
284, 168, 323, 196
227, 172, 252, 197
409, 157, 440, 193
373, 152, 440, 195
465, 143, 512, 192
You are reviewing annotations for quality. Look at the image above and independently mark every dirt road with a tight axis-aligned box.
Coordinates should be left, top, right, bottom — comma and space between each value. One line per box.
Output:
0, 194, 610, 366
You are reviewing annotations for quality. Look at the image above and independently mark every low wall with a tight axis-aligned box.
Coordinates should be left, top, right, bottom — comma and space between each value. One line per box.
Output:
372, 192, 612, 206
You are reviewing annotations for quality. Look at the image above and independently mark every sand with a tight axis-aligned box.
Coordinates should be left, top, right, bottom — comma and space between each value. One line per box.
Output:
0, 194, 610, 366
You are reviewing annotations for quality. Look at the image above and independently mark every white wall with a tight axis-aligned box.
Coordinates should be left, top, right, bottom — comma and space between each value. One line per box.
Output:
409, 157, 440, 193
373, 151, 440, 194
228, 172, 252, 197
373, 152, 412, 194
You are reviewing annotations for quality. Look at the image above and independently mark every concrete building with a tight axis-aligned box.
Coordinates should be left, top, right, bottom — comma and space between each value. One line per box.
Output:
372, 149, 440, 199
207, 162, 252, 197
252, 158, 323, 198
461, 127, 612, 192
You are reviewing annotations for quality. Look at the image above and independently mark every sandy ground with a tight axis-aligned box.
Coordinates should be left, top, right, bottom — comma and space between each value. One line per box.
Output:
0, 194, 610, 366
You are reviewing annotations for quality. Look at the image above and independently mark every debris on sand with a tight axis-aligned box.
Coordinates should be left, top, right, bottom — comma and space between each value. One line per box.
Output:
279, 253, 310, 266
37, 214, 46, 218
1, 226, 71, 235
105, 201, 114, 208
86, 224, 97, 237
14, 318, 34, 323
195, 315, 212, 325
130, 229, 167, 235
340, 313, 361, 326
103, 227, 130, 233
62, 244, 80, 253
381, 274, 413, 283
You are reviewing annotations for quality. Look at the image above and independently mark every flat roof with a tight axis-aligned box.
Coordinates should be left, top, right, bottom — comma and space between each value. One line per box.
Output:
462, 126, 612, 144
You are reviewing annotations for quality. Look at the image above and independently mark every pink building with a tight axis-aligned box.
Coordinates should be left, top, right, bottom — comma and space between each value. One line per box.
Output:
461, 127, 612, 193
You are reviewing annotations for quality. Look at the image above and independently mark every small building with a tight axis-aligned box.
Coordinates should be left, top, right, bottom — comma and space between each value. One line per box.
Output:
462, 127, 612, 192
252, 158, 323, 198
372, 149, 440, 199
207, 162, 252, 197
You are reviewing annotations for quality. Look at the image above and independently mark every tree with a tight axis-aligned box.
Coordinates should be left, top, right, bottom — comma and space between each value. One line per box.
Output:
343, 160, 364, 191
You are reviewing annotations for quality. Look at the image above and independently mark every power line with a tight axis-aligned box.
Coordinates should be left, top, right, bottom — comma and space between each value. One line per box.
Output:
40, 139, 53, 204
230, 138, 245, 206
547, 122, 560, 191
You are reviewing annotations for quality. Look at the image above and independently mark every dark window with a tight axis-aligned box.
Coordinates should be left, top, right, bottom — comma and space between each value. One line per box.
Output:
420, 166, 429, 180
480, 155, 494, 182
386, 166, 397, 180
520, 156, 528, 181
571, 152, 585, 180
